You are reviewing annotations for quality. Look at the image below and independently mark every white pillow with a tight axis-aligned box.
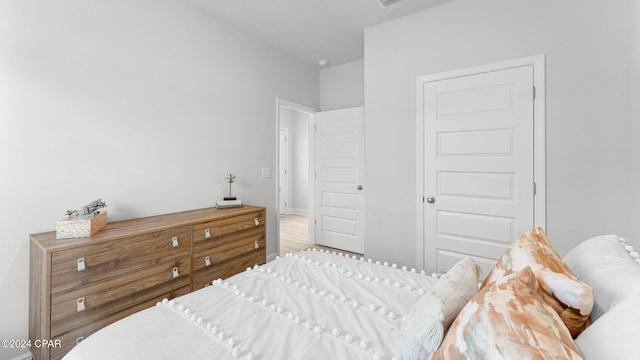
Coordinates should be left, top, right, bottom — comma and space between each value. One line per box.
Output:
563, 235, 640, 321
400, 258, 479, 360
400, 298, 444, 360
428, 257, 480, 330
575, 294, 640, 359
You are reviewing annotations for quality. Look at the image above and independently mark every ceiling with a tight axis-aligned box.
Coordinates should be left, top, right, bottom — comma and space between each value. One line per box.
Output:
177, 0, 451, 67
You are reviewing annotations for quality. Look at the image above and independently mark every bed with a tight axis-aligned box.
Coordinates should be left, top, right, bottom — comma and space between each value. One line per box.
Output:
63, 230, 640, 360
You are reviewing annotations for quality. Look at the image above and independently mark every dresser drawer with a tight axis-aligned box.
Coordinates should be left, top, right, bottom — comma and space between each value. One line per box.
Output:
51, 257, 190, 335
49, 285, 190, 360
51, 226, 191, 294
192, 247, 266, 291
193, 211, 265, 249
192, 233, 265, 273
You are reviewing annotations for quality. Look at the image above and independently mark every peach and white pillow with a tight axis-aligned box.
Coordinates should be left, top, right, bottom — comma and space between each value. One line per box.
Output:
433, 267, 583, 360
481, 228, 593, 337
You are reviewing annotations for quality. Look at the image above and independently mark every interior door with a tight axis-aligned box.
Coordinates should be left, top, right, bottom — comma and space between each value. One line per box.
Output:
315, 107, 365, 254
279, 128, 288, 215
422, 65, 535, 277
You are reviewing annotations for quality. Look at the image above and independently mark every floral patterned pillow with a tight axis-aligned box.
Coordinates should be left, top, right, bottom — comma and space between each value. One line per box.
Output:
433, 267, 583, 360
481, 228, 593, 337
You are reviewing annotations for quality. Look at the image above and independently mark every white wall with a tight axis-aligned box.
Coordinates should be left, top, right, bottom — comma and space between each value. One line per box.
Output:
364, 0, 638, 266
279, 108, 293, 214
319, 59, 364, 111
0, 0, 318, 358
279, 110, 311, 214
628, 1, 640, 243
291, 111, 311, 213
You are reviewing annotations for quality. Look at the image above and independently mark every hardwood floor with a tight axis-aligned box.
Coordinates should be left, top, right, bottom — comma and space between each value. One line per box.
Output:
279, 214, 361, 257
279, 214, 311, 255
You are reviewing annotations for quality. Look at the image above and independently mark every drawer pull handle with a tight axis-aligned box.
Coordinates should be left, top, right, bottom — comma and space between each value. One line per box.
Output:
204, 229, 211, 239
172, 236, 179, 248
77, 258, 85, 272
254, 240, 259, 250
254, 217, 260, 226
77, 297, 85, 312
76, 336, 84, 345
204, 256, 211, 267
172, 267, 179, 279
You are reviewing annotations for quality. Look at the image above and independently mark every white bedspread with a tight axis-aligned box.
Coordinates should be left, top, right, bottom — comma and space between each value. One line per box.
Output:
64, 250, 437, 360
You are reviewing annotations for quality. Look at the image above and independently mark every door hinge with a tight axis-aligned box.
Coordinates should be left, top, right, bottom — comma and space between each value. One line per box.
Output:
533, 181, 537, 195
532, 86, 536, 100
314, 219, 317, 225
314, 124, 317, 131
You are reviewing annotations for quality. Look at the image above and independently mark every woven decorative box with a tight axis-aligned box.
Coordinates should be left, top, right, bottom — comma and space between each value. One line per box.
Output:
56, 211, 107, 239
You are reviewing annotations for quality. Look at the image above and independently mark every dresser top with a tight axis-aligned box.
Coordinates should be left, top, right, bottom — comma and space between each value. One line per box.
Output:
31, 205, 266, 251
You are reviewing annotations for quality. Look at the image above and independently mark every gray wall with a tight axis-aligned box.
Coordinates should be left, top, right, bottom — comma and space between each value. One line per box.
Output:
279, 108, 311, 215
364, 0, 639, 266
319, 59, 365, 111
291, 111, 311, 213
279, 108, 293, 213
0, 1, 318, 358
629, 1, 640, 241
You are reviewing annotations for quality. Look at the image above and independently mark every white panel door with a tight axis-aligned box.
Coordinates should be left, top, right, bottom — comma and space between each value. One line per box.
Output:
315, 107, 365, 254
422, 65, 535, 277
279, 128, 288, 215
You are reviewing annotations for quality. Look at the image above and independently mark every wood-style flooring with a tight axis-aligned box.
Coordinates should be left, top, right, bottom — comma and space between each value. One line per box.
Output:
279, 214, 361, 257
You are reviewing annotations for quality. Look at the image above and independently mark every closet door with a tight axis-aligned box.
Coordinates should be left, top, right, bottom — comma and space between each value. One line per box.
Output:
420, 65, 535, 277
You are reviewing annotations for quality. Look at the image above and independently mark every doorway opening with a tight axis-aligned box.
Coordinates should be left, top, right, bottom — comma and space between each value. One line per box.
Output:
276, 100, 365, 259
276, 99, 316, 258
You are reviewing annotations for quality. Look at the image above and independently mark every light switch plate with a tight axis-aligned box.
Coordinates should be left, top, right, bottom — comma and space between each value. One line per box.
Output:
262, 168, 271, 178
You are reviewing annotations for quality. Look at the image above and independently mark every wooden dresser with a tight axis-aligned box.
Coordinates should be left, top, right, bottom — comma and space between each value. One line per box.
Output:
29, 205, 266, 360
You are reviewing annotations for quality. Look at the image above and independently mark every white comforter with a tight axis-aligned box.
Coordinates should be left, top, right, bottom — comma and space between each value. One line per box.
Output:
64, 250, 437, 360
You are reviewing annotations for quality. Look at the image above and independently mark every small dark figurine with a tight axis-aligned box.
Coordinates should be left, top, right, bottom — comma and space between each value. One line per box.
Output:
224, 174, 237, 200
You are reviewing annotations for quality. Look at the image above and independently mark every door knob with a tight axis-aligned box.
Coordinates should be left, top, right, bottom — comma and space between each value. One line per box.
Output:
426, 196, 435, 204
357, 185, 363, 190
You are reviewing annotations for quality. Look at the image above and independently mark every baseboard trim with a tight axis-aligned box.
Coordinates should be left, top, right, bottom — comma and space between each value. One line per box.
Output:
289, 208, 309, 216
267, 252, 278, 262
10, 351, 32, 360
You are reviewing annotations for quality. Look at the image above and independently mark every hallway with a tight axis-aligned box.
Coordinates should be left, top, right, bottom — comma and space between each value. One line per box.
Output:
279, 214, 360, 257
